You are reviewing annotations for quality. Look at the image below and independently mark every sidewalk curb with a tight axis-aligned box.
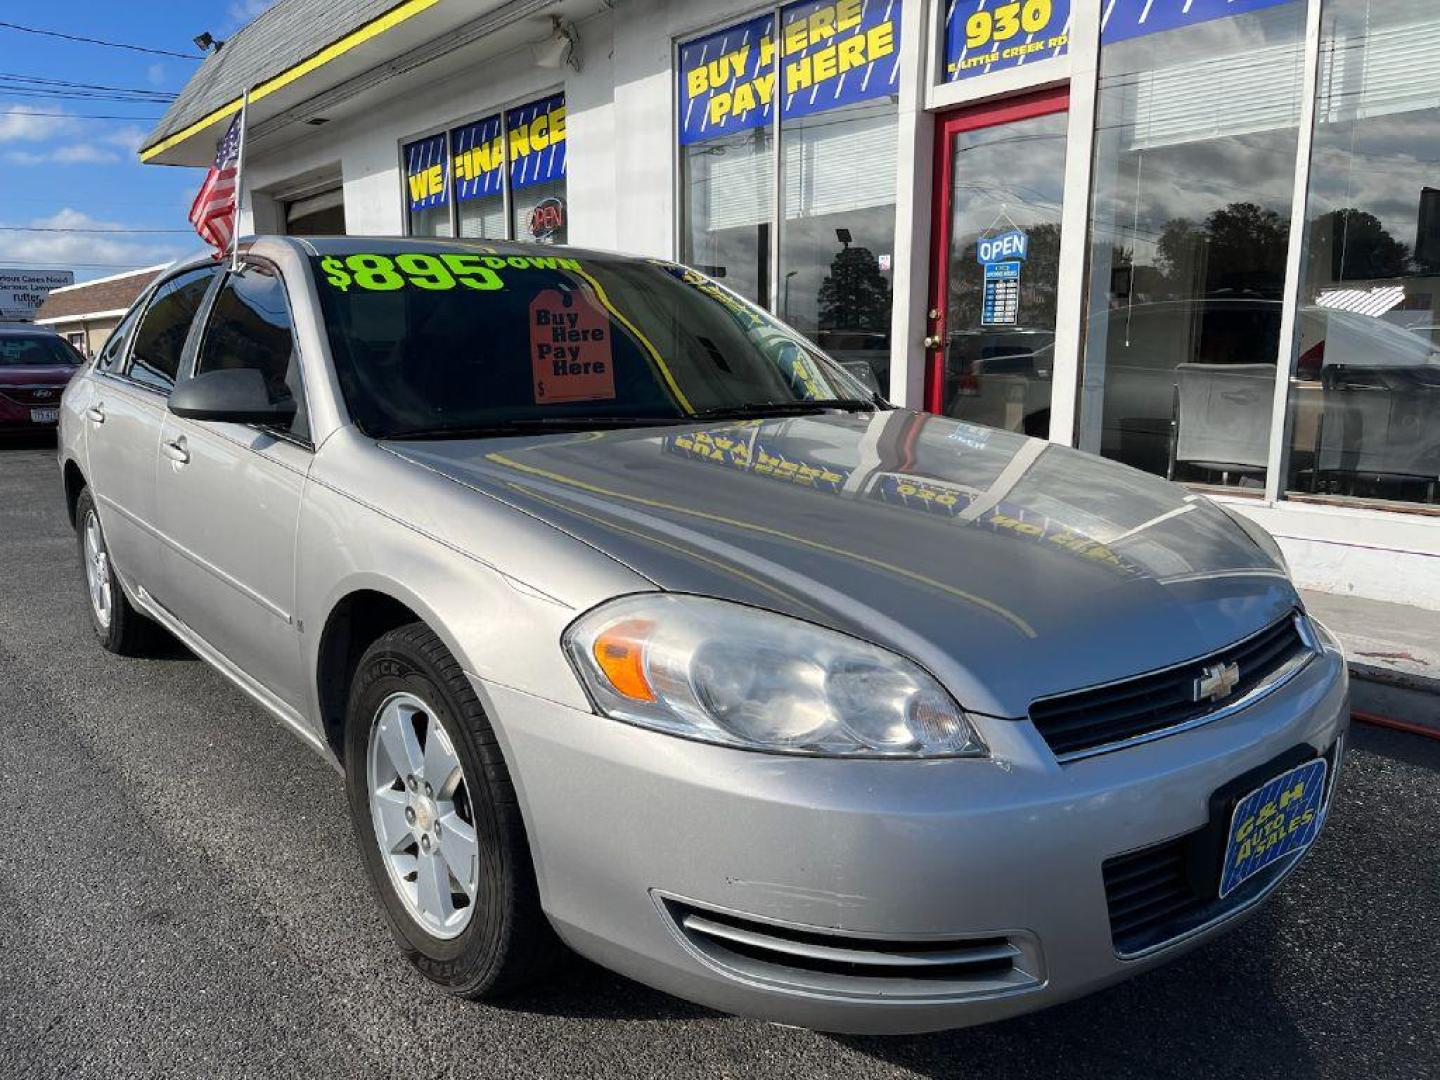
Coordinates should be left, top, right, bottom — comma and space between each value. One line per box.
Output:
1348, 664, 1440, 738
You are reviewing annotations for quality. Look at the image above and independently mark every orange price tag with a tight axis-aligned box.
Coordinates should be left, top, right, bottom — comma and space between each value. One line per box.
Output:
530, 288, 616, 404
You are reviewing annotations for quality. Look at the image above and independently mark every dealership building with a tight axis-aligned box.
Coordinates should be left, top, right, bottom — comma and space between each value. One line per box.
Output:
140, 0, 1440, 607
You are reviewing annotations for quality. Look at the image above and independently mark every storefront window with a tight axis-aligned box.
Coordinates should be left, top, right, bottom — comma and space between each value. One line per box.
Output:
508, 94, 568, 244
677, 2, 903, 391
1283, 0, 1440, 507
1079, 0, 1306, 487
678, 12, 775, 307
779, 97, 896, 391
405, 94, 565, 242
404, 132, 452, 237
452, 115, 505, 239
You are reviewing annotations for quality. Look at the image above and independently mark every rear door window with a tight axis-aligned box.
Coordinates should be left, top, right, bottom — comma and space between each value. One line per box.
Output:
126, 265, 219, 393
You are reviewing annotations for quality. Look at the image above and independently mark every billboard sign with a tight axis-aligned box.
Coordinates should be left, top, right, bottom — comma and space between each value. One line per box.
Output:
0, 269, 74, 322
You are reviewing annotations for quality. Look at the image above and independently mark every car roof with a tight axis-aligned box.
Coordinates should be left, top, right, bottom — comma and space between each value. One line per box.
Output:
0, 324, 61, 337
276, 234, 644, 265
149, 236, 672, 293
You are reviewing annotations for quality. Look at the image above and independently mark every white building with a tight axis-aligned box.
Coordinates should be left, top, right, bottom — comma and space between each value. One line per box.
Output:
142, 0, 1440, 607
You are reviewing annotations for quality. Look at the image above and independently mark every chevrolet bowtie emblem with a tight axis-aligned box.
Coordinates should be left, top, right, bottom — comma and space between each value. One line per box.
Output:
1194, 661, 1241, 703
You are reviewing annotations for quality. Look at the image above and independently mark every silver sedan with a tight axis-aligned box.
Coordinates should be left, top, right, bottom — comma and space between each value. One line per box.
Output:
58, 237, 1348, 1034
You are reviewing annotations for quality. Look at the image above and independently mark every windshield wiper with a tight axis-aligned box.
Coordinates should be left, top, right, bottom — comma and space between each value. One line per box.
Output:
382, 416, 689, 440
689, 398, 879, 421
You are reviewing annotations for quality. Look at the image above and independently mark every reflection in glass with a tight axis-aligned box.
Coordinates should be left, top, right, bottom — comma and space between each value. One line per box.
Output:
942, 108, 1067, 437
1080, 2, 1305, 486
1284, 0, 1440, 506
681, 126, 773, 307
779, 99, 897, 395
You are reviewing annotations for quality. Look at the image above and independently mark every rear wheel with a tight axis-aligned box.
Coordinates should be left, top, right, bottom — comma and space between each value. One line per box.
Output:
74, 487, 157, 655
343, 622, 564, 997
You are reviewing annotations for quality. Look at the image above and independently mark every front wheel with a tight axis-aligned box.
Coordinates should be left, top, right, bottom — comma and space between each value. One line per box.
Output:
343, 622, 563, 997
74, 487, 158, 655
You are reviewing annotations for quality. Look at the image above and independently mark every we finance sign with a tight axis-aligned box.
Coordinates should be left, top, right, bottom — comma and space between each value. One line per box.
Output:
678, 0, 903, 145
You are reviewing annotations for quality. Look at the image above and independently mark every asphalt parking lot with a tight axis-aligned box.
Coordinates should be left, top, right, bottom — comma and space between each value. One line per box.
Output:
1, 435, 1437, 1080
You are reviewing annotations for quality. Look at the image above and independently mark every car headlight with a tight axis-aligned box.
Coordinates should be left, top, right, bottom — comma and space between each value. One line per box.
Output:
563, 594, 987, 758
1217, 503, 1290, 576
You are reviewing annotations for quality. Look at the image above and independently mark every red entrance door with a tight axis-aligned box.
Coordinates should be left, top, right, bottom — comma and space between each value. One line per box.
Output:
925, 88, 1070, 435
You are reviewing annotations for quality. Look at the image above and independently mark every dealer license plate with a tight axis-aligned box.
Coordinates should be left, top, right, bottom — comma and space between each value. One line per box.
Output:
1219, 757, 1328, 899
30, 408, 58, 424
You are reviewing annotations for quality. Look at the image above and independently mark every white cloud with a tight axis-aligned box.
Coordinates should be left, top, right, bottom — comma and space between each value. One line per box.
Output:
5, 143, 122, 166
0, 209, 186, 278
0, 106, 77, 144
147, 63, 167, 87
227, 0, 274, 29
102, 125, 152, 153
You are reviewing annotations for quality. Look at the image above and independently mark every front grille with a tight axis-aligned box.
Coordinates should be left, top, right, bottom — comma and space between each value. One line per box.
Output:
661, 897, 1042, 1000
1030, 614, 1310, 759
1103, 740, 1342, 955
0, 385, 66, 406
1103, 838, 1205, 954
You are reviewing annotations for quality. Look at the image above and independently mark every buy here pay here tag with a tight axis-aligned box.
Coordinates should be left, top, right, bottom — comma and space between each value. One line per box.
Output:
530, 288, 616, 404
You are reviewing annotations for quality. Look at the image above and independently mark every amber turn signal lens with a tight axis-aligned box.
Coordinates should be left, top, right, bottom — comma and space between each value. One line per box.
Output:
592, 618, 657, 702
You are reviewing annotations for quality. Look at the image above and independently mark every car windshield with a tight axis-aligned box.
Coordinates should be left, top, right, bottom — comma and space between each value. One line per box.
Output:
0, 334, 81, 367
308, 248, 876, 438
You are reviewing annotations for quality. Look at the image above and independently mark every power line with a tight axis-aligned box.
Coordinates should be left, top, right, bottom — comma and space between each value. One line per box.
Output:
0, 109, 162, 121
0, 226, 193, 234
0, 91, 176, 106
0, 20, 200, 60
0, 73, 178, 97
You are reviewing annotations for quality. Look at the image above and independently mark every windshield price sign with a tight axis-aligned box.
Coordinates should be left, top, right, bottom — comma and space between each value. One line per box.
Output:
318, 253, 583, 292
945, 0, 1070, 82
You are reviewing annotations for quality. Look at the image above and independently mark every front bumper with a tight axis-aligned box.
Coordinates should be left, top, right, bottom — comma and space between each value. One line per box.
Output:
477, 636, 1349, 1034
0, 394, 60, 426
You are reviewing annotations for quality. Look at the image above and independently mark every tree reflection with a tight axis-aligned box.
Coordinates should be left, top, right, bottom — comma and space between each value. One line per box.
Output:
817, 244, 892, 335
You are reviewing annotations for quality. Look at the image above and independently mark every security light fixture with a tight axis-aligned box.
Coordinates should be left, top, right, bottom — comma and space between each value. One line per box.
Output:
194, 31, 223, 53
532, 16, 581, 72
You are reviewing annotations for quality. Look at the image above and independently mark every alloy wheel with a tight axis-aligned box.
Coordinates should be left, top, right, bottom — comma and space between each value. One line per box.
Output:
83, 509, 112, 629
366, 691, 480, 939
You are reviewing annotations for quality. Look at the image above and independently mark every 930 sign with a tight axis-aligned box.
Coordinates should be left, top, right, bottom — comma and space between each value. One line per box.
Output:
965, 0, 1052, 49
945, 0, 1069, 81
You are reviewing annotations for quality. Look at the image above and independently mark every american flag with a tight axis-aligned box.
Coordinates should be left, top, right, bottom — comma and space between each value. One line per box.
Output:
188, 113, 241, 255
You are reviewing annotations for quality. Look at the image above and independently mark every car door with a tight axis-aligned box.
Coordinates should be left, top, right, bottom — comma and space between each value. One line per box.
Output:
153, 260, 312, 710
87, 266, 220, 597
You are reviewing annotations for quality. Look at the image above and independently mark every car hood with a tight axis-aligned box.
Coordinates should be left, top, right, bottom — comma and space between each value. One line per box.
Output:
0, 364, 77, 385
386, 410, 1299, 717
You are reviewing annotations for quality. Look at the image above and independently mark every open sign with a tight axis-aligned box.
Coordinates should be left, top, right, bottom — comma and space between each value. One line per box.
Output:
528, 196, 567, 241
976, 228, 1029, 264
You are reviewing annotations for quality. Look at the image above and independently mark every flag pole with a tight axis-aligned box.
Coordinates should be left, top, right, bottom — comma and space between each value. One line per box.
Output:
230, 87, 250, 272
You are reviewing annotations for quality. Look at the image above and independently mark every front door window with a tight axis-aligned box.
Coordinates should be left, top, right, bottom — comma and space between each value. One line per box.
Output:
927, 92, 1069, 438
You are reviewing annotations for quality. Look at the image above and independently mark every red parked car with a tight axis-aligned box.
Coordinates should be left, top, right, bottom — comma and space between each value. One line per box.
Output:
0, 325, 84, 431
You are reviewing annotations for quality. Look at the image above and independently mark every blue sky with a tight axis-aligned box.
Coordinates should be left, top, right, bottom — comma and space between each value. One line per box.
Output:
0, 2, 273, 281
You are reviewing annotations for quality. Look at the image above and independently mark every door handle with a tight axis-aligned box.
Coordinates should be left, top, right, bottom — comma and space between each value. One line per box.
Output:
162, 436, 190, 465
86, 404, 105, 424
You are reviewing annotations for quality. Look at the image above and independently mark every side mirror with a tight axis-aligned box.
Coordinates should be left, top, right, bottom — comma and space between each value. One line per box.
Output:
169, 368, 296, 426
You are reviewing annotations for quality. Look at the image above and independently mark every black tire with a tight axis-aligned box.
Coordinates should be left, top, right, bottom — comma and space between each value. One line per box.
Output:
343, 621, 565, 998
74, 487, 159, 656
